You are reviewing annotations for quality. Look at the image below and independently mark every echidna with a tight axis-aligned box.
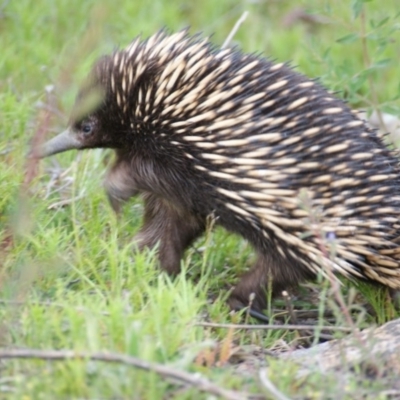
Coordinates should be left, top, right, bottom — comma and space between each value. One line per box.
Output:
35, 29, 400, 314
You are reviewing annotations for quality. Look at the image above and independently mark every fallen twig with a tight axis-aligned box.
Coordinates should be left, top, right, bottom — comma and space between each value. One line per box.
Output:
259, 368, 292, 400
196, 322, 354, 332
0, 348, 248, 400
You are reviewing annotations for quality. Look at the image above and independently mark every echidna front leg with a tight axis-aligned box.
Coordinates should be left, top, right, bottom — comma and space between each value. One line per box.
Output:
104, 161, 139, 214
134, 193, 205, 275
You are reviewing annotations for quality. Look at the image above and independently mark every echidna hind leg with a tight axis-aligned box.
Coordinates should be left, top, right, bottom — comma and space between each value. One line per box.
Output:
228, 254, 274, 313
134, 194, 205, 275
228, 252, 315, 313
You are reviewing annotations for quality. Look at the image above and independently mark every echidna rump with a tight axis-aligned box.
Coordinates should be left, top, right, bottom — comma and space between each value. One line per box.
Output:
35, 29, 400, 313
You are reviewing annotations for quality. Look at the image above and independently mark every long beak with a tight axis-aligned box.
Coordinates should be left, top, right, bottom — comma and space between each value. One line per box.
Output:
33, 129, 83, 158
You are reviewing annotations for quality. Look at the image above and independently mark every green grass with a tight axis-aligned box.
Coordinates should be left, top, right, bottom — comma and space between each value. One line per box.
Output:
1, 0, 400, 398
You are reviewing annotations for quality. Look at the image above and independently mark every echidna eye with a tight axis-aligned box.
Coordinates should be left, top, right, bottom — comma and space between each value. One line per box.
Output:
81, 123, 93, 135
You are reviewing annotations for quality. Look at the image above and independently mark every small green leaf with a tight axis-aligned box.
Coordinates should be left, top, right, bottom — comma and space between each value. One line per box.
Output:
351, 0, 373, 19
376, 16, 390, 28
351, 0, 364, 19
336, 33, 359, 44
371, 58, 391, 69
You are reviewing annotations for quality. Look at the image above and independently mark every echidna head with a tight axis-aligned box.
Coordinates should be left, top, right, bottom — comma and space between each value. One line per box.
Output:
34, 57, 122, 157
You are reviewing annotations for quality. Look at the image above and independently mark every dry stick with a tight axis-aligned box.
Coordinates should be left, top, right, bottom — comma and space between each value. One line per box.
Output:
273, 309, 336, 319
316, 232, 355, 330
309, 220, 368, 347
281, 291, 297, 324
221, 11, 249, 49
0, 348, 248, 400
25, 102, 53, 189
259, 368, 292, 400
0, 87, 54, 270
359, 9, 386, 132
300, 190, 356, 332
196, 322, 353, 332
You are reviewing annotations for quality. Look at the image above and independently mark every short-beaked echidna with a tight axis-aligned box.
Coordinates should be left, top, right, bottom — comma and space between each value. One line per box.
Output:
36, 29, 400, 313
